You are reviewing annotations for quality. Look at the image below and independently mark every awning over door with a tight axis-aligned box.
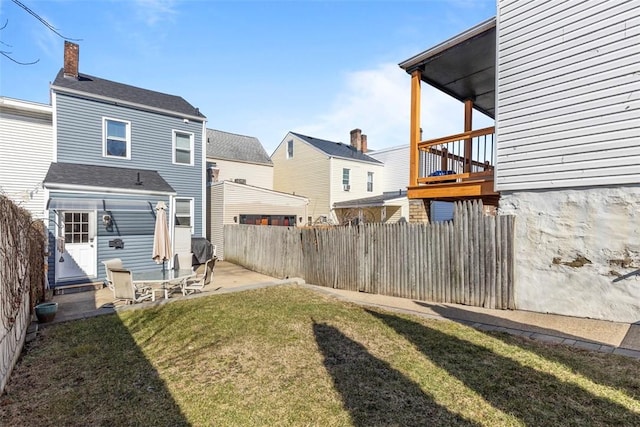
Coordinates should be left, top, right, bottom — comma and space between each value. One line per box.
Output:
47, 198, 155, 211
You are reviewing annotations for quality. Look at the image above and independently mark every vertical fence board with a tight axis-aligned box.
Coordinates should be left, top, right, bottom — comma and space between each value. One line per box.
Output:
223, 200, 514, 310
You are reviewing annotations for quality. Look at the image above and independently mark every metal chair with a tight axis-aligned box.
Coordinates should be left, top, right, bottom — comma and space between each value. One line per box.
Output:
102, 258, 123, 290
110, 268, 153, 304
181, 257, 216, 296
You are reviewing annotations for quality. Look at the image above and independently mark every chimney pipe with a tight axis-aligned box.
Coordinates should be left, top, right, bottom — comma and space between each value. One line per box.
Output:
361, 134, 367, 153
350, 128, 362, 152
63, 41, 79, 79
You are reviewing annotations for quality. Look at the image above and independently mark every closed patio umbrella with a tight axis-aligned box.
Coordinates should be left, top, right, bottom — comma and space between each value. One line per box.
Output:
152, 201, 172, 270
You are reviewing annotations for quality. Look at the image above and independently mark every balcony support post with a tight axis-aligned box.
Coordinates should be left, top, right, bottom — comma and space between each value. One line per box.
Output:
410, 70, 421, 188
464, 99, 473, 173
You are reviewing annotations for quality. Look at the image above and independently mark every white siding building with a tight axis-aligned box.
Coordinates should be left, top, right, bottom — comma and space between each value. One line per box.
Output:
272, 129, 384, 224
398, 0, 640, 322
368, 145, 453, 222
495, 0, 640, 322
0, 97, 52, 220
207, 181, 308, 259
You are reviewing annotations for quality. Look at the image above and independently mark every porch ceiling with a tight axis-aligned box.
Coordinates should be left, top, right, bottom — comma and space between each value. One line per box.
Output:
399, 18, 496, 119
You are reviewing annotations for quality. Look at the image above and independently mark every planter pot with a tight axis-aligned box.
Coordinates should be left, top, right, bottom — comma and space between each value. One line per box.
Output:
35, 302, 58, 323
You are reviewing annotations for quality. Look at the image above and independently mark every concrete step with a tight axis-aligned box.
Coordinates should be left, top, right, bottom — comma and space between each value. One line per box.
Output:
53, 282, 104, 295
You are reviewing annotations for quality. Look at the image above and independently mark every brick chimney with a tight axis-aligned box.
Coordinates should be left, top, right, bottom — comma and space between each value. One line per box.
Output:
361, 134, 367, 153
350, 128, 362, 152
63, 41, 79, 79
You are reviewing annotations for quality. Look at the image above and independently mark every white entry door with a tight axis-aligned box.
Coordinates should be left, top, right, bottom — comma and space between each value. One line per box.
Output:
56, 211, 97, 281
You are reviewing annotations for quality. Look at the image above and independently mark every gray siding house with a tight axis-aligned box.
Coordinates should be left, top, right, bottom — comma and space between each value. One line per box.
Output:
44, 42, 206, 287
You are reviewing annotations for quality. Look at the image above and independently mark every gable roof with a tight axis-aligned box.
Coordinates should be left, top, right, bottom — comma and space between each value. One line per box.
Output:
51, 69, 205, 119
206, 129, 272, 166
290, 132, 382, 164
44, 162, 176, 194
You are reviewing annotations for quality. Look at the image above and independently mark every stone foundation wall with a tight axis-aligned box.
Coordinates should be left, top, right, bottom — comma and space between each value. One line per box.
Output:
499, 186, 640, 323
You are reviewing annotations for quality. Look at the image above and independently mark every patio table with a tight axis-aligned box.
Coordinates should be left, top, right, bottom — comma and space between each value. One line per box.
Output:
133, 269, 195, 301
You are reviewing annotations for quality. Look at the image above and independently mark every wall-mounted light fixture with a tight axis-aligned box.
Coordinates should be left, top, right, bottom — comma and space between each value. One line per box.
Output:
102, 214, 112, 227
233, 216, 238, 223
299, 217, 303, 223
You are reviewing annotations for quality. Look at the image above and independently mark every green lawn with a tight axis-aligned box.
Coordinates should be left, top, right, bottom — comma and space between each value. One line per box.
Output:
2, 286, 640, 426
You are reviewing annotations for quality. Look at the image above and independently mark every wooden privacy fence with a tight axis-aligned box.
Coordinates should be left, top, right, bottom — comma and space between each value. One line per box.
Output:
224, 200, 515, 309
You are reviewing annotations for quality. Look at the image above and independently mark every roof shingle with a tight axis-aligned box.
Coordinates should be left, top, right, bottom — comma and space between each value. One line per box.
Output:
44, 162, 176, 194
51, 69, 204, 119
206, 129, 272, 166
291, 132, 382, 164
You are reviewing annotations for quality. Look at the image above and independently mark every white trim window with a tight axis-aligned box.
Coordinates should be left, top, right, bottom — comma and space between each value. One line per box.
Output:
174, 198, 194, 233
367, 171, 374, 192
103, 118, 131, 159
173, 130, 194, 165
342, 168, 350, 191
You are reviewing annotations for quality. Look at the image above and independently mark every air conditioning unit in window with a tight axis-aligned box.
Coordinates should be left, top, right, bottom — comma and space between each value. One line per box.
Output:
343, 184, 350, 191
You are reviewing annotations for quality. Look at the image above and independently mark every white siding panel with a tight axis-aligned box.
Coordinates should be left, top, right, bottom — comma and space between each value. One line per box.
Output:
501, 24, 640, 91
500, 82, 638, 122
209, 157, 273, 189
369, 146, 409, 192
499, 134, 638, 165
272, 133, 331, 220
211, 181, 307, 259
500, 1, 632, 59
330, 158, 385, 222
500, 46, 640, 103
207, 184, 225, 259
496, 0, 640, 191
0, 105, 52, 220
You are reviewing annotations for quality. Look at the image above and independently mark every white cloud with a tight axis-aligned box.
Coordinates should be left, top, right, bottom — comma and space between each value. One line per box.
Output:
293, 62, 487, 151
133, 0, 177, 26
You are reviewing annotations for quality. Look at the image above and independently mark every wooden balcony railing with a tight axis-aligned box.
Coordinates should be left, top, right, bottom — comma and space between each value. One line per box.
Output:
408, 126, 498, 203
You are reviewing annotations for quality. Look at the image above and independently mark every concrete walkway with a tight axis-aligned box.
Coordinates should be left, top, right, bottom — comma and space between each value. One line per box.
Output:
46, 261, 640, 360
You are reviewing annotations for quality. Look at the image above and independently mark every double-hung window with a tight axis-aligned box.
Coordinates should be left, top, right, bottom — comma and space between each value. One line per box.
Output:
342, 168, 350, 191
173, 131, 194, 165
367, 172, 374, 192
174, 198, 193, 233
103, 118, 130, 159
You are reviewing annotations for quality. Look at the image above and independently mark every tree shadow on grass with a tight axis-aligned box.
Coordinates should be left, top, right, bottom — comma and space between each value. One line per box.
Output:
313, 321, 479, 427
367, 309, 640, 427
0, 313, 189, 426
417, 302, 640, 400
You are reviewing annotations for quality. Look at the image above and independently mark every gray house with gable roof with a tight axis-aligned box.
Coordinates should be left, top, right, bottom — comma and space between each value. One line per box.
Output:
43, 42, 206, 287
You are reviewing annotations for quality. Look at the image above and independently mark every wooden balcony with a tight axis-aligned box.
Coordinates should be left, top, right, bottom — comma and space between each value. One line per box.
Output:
407, 126, 499, 205
408, 70, 499, 205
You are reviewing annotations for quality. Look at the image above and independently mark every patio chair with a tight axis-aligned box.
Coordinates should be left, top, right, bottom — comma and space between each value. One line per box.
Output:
173, 252, 194, 270
181, 256, 217, 296
102, 258, 123, 290
110, 268, 153, 304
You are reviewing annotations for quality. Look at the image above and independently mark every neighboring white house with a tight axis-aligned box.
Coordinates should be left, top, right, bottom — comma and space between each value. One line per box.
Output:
332, 144, 454, 224
0, 97, 52, 220
495, 0, 640, 323
207, 181, 308, 259
206, 129, 274, 189
399, 1, 640, 322
272, 129, 384, 224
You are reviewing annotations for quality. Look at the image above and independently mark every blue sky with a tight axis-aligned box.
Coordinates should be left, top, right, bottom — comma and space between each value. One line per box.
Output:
0, 0, 495, 154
